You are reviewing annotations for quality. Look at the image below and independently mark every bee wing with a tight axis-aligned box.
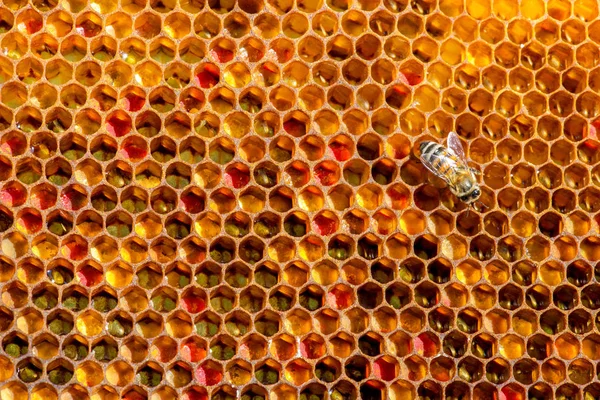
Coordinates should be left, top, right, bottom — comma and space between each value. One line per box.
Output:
447, 131, 467, 162
419, 149, 452, 185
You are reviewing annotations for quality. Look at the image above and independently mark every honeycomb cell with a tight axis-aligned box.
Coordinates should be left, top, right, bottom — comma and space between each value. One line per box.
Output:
479, 18, 505, 44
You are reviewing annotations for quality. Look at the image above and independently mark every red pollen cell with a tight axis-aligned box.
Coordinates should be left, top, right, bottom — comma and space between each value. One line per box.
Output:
262, 63, 278, 73
120, 140, 148, 161
106, 114, 132, 137
210, 47, 234, 63
400, 71, 423, 86
414, 333, 438, 357
391, 84, 410, 96
195, 65, 220, 88
224, 168, 250, 189
0, 186, 27, 207
327, 287, 352, 310
590, 124, 598, 140
123, 93, 146, 112
500, 386, 524, 400
329, 142, 352, 161
195, 365, 222, 386
31, 188, 56, 210
180, 192, 204, 214
581, 139, 600, 153
181, 341, 206, 362
386, 187, 410, 210
182, 296, 206, 313
392, 148, 406, 159
373, 357, 397, 381
17, 212, 42, 233
62, 241, 88, 261
60, 190, 87, 211
25, 19, 43, 34
123, 391, 145, 400
300, 339, 324, 359
314, 165, 337, 186
182, 389, 208, 400
274, 46, 293, 63
2, 186, 27, 207
1, 137, 26, 156
77, 266, 103, 287
76, 21, 100, 37
312, 215, 337, 236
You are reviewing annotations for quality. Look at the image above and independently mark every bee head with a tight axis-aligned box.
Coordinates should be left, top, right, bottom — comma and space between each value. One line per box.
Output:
460, 188, 481, 204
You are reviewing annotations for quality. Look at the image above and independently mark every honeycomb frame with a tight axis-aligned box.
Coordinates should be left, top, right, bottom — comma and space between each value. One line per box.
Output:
1, 0, 600, 399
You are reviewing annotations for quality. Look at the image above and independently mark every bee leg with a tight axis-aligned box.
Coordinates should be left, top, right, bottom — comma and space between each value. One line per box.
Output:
474, 200, 485, 212
470, 167, 481, 176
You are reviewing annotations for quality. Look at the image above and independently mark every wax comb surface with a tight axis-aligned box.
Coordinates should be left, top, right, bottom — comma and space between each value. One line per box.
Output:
0, 0, 600, 399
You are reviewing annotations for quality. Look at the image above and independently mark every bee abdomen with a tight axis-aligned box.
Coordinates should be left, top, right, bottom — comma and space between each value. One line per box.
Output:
420, 141, 445, 158
420, 141, 449, 171
419, 141, 436, 154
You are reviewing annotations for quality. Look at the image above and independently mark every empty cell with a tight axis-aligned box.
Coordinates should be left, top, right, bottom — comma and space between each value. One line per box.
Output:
468, 89, 493, 116
456, 211, 482, 237
484, 163, 509, 189
441, 87, 467, 113
456, 64, 481, 90
496, 139, 521, 164
511, 163, 535, 188
565, 211, 590, 236
441, 234, 467, 260
538, 164, 563, 190
523, 139, 548, 165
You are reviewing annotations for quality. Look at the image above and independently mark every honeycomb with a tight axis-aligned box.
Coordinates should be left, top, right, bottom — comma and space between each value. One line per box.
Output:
1, 0, 600, 398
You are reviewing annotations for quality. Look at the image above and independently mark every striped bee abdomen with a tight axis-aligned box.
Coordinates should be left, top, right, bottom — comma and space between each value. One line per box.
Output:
419, 141, 459, 176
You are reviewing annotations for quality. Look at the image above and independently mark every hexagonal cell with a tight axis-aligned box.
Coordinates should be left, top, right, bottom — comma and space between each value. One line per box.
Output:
2, 281, 28, 309
565, 358, 594, 386
14, 357, 44, 385
563, 211, 590, 238
353, 282, 384, 310
2, 330, 29, 360
414, 282, 440, 308
134, 361, 163, 389
225, 213, 250, 237
448, 263, 479, 292
335, 307, 366, 335
15, 257, 44, 285
89, 335, 119, 363
496, 235, 523, 262
204, 334, 236, 363
526, 334, 553, 364
45, 260, 72, 287
59, 285, 87, 312
279, 356, 313, 388
29, 332, 58, 365
46, 309, 73, 336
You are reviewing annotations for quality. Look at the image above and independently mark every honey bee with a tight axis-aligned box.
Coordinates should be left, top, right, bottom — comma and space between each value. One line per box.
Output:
419, 131, 481, 205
